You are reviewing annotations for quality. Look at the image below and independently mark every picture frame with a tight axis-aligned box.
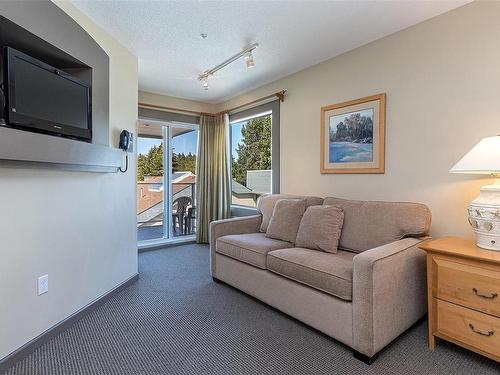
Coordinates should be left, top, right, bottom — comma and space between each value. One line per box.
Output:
320, 93, 386, 174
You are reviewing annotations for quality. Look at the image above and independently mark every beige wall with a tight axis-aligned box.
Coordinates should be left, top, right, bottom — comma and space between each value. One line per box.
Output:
139, 90, 215, 114
216, 1, 499, 239
0, 2, 138, 360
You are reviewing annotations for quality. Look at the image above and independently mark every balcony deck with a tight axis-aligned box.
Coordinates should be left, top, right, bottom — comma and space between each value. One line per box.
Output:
137, 226, 164, 242
137, 224, 195, 242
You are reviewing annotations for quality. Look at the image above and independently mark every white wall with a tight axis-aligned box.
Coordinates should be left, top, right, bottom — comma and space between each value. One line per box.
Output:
216, 1, 499, 239
0, 2, 138, 360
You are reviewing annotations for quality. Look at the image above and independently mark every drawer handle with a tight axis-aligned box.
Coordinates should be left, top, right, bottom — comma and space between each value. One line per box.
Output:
472, 288, 498, 299
469, 323, 495, 337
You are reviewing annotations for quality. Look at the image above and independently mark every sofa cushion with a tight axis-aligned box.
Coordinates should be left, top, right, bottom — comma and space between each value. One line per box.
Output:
323, 197, 431, 253
266, 199, 306, 244
257, 194, 324, 232
267, 248, 355, 300
295, 205, 344, 253
216, 233, 291, 269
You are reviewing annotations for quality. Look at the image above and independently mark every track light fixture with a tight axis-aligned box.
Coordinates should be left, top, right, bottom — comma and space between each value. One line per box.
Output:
199, 43, 258, 90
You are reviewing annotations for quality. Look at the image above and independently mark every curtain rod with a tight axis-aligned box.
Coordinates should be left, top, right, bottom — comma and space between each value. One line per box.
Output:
138, 90, 286, 118
216, 90, 286, 116
137, 103, 214, 117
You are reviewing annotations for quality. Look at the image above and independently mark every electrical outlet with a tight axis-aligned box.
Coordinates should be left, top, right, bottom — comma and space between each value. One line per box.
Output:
38, 275, 48, 295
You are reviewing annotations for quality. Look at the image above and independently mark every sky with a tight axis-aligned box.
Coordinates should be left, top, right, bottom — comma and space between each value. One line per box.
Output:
137, 137, 162, 156
231, 121, 245, 159
138, 122, 246, 159
138, 129, 198, 156
172, 130, 198, 155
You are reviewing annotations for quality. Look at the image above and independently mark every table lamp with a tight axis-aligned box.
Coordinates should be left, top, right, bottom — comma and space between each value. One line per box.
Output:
450, 135, 500, 251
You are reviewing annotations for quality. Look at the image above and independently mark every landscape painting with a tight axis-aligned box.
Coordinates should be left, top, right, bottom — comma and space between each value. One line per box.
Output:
320, 93, 385, 174
329, 109, 373, 163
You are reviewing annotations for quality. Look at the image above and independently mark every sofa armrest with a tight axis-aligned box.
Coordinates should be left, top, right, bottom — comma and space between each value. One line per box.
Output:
352, 237, 428, 357
209, 215, 263, 276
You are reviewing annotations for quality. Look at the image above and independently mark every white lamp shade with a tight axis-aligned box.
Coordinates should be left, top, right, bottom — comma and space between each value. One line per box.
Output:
450, 136, 500, 174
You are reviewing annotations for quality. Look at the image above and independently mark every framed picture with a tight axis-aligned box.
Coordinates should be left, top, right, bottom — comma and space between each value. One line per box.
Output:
320, 93, 386, 174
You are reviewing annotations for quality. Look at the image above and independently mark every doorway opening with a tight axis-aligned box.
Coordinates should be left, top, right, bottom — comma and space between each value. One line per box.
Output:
137, 120, 198, 246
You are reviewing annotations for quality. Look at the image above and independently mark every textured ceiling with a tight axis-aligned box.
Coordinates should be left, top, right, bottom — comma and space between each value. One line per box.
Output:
72, 0, 469, 104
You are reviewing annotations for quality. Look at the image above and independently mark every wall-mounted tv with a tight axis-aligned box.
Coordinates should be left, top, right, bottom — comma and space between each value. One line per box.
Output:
2, 47, 92, 142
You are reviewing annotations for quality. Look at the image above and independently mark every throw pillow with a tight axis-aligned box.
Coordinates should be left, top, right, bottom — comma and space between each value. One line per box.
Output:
265, 199, 307, 243
295, 205, 344, 253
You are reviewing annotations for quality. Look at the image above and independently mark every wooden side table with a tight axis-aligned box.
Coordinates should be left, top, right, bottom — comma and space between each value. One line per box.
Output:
420, 237, 500, 362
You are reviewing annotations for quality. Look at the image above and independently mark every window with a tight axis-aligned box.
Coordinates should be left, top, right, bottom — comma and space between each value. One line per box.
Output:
229, 100, 280, 209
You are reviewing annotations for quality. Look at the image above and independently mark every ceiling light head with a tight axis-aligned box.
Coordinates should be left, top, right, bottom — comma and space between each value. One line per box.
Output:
200, 75, 209, 90
245, 51, 255, 69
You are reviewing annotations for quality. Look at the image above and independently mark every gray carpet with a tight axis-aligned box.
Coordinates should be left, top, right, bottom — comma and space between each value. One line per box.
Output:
3, 244, 499, 375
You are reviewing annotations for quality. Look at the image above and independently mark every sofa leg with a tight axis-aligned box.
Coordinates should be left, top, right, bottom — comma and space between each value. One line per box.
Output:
352, 350, 377, 365
212, 277, 222, 284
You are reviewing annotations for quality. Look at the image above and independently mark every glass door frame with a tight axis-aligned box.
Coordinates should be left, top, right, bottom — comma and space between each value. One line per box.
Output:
163, 124, 172, 240
137, 120, 199, 250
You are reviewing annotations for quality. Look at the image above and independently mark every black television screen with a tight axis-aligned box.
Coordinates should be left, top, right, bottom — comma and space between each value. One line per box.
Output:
3, 47, 92, 141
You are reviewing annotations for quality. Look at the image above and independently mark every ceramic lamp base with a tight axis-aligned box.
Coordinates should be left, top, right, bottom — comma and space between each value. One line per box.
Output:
468, 183, 500, 251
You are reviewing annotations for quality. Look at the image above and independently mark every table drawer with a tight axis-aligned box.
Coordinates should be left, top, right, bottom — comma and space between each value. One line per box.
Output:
434, 258, 500, 317
437, 299, 500, 358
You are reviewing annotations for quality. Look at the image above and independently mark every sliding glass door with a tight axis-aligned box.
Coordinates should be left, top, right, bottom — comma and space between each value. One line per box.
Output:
170, 123, 198, 237
137, 120, 198, 244
137, 122, 164, 241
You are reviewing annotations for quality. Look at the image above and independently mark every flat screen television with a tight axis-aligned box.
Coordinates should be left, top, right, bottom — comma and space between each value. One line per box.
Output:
2, 47, 92, 142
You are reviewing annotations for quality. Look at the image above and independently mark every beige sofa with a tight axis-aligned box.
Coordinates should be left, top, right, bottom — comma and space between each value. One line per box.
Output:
210, 194, 432, 364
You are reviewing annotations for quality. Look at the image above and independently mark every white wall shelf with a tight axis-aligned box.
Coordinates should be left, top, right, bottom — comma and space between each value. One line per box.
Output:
0, 126, 123, 173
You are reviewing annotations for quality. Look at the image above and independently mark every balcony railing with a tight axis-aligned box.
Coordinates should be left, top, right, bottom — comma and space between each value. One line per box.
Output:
137, 181, 196, 241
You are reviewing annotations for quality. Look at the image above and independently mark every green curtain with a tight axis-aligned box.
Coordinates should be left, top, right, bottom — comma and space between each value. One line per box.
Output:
196, 114, 231, 243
